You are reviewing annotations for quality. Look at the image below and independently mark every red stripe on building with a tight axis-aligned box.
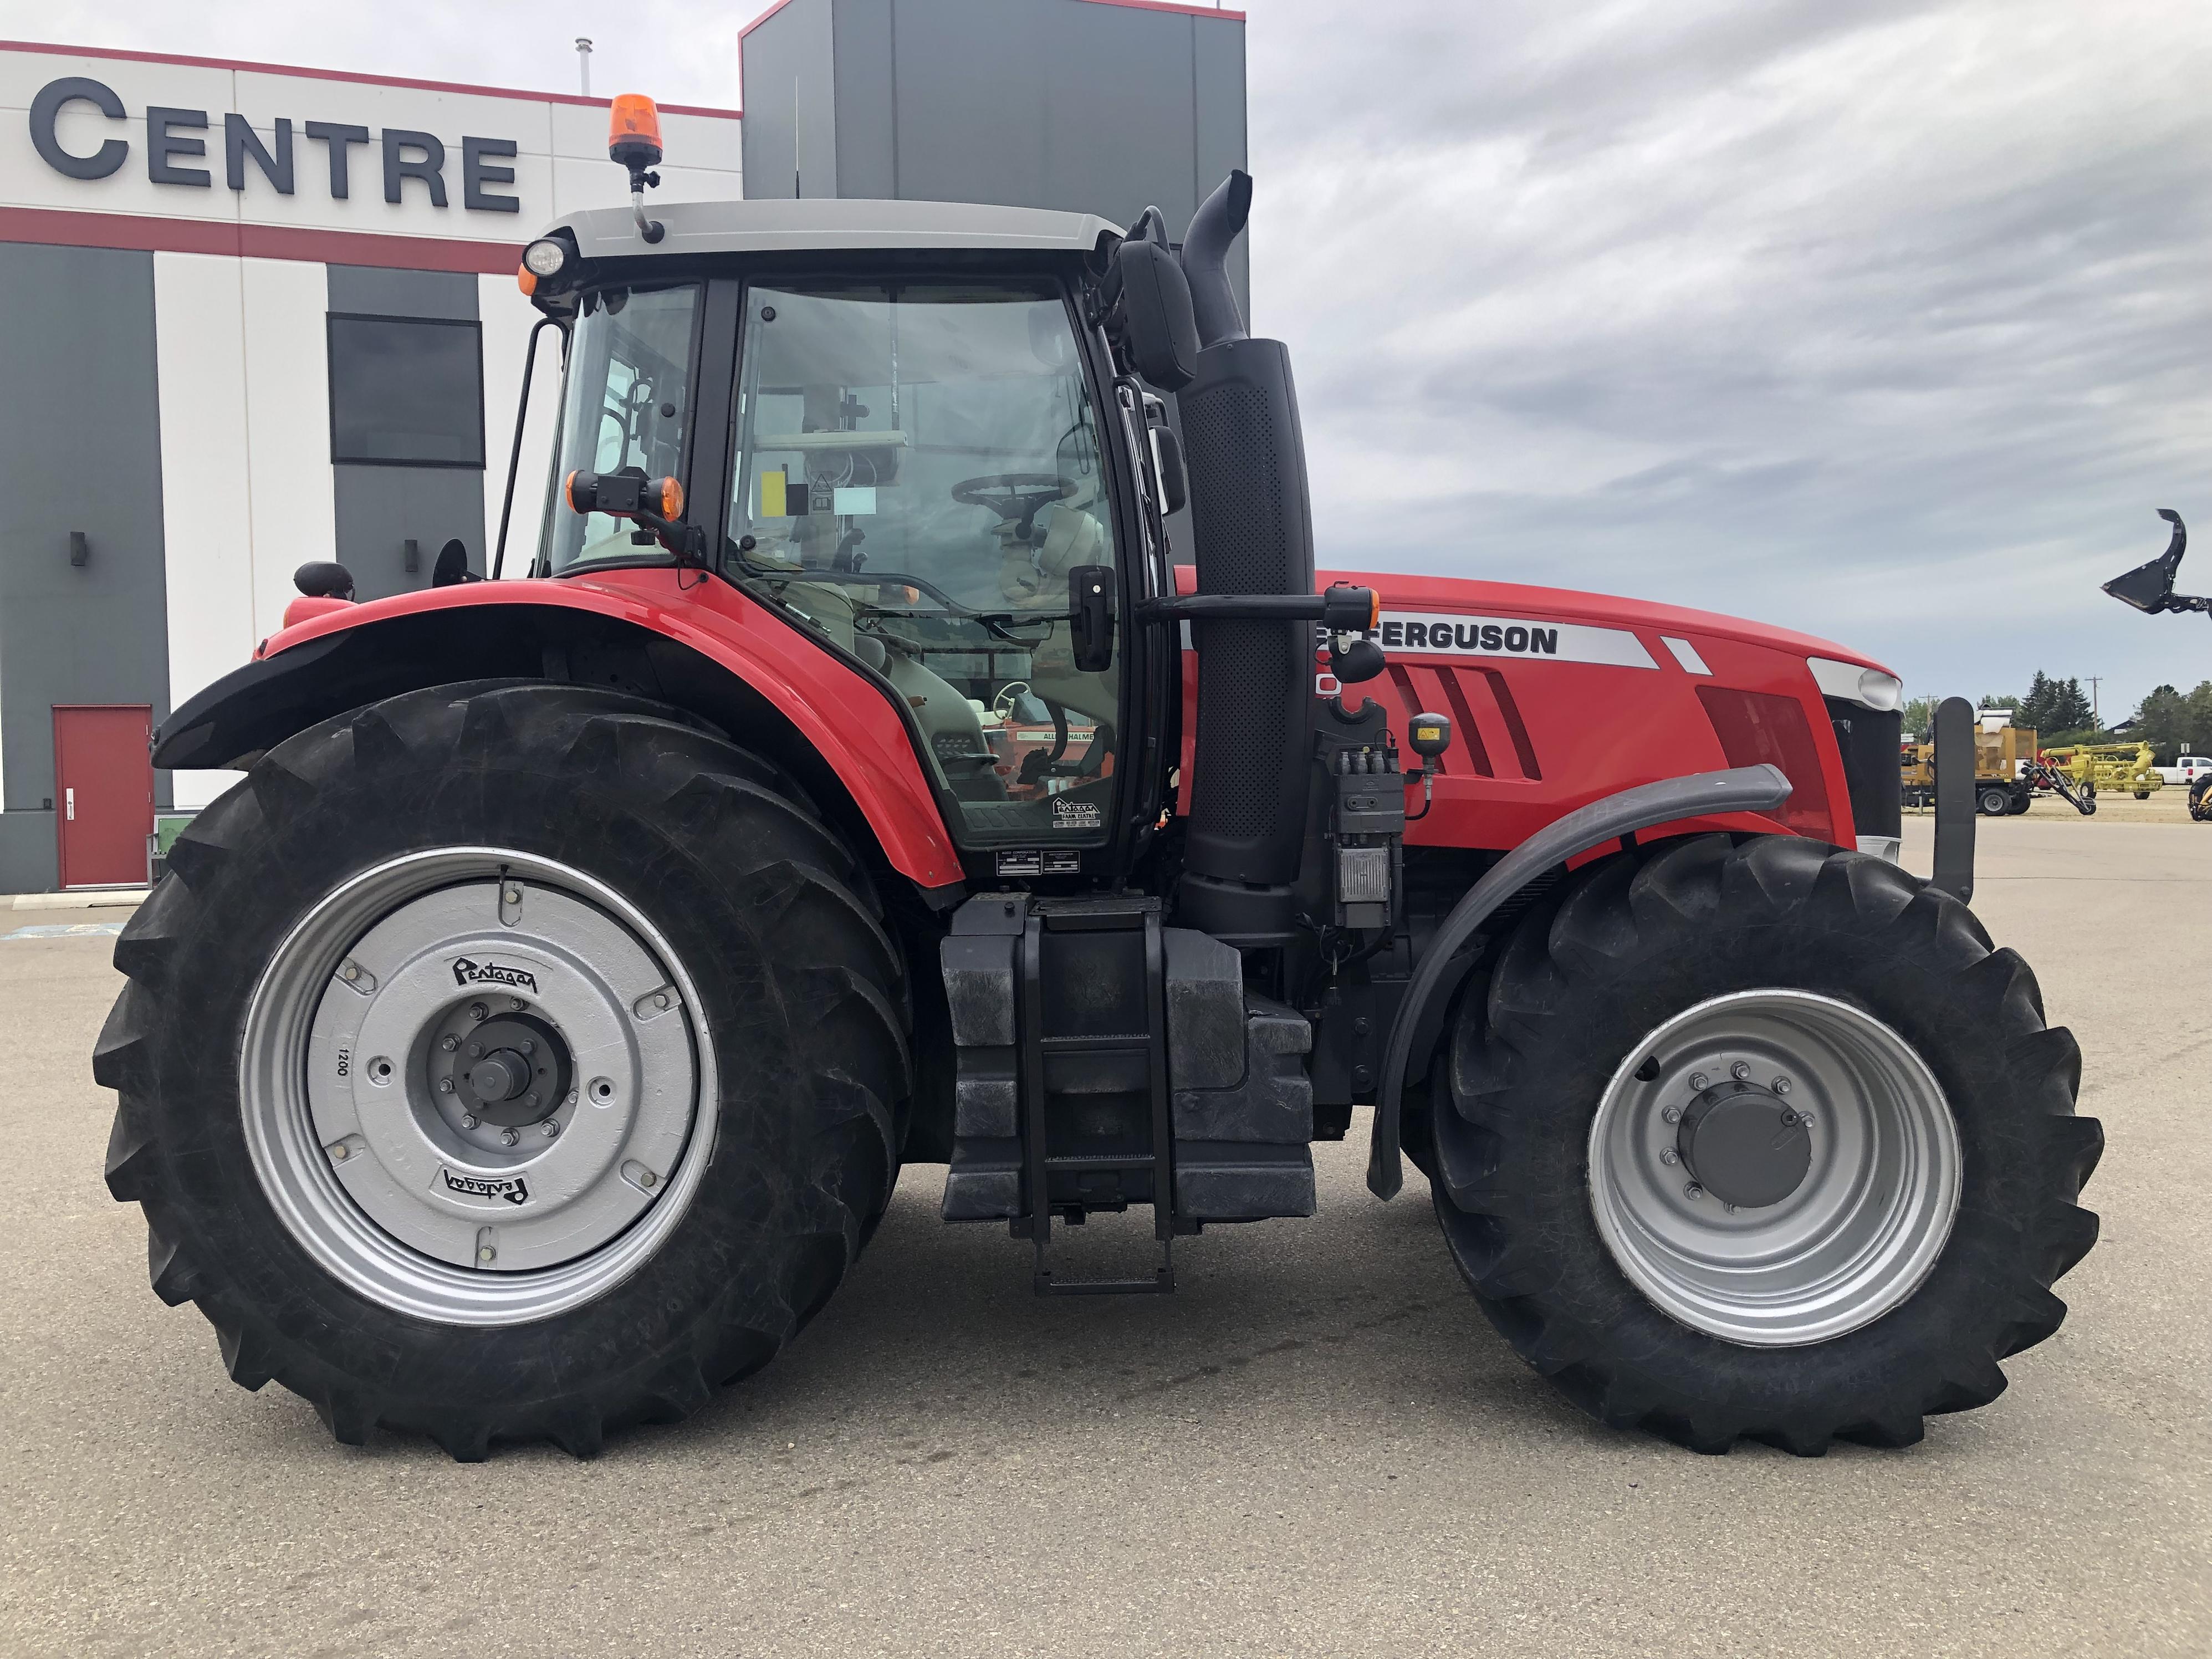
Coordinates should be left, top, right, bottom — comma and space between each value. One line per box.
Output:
0, 39, 742, 119
0, 205, 523, 274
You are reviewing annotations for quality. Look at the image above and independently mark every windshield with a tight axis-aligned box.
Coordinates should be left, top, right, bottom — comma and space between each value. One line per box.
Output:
728, 281, 1122, 845
544, 284, 699, 573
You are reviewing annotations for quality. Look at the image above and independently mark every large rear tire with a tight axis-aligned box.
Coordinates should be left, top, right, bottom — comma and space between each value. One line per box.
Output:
97, 682, 909, 1458
1431, 834, 2099, 1454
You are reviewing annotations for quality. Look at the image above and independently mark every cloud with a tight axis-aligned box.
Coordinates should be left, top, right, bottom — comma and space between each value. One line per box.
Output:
1248, 0, 2212, 713
22, 0, 2212, 713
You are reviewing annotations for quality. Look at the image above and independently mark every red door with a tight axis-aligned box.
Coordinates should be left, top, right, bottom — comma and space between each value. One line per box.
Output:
53, 705, 154, 889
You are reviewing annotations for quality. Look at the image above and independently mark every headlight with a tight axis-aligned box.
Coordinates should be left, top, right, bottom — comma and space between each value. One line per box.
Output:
1807, 656, 1902, 712
523, 238, 569, 278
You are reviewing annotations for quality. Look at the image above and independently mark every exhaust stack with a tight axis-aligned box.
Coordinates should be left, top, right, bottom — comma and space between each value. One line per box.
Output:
1171, 172, 1319, 945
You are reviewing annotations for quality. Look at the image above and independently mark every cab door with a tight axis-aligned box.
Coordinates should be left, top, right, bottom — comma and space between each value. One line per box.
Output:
719, 275, 1133, 872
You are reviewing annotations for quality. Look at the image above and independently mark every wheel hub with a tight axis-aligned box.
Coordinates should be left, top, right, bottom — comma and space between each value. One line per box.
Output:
438, 1009, 573, 1130
1677, 1081, 1810, 1209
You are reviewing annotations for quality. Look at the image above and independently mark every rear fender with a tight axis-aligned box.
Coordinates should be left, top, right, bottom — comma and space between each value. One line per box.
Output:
155, 575, 967, 895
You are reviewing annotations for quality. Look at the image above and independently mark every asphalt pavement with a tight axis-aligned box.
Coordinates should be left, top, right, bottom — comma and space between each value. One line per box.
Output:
2, 816, 2206, 1658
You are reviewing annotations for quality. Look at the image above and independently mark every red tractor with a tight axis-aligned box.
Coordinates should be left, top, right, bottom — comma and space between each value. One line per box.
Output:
99, 105, 2098, 1460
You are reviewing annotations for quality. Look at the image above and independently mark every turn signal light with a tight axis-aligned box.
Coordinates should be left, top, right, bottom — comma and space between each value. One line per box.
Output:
609, 94, 664, 170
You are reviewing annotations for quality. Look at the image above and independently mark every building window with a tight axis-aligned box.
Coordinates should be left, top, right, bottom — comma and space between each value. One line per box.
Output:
326, 313, 484, 467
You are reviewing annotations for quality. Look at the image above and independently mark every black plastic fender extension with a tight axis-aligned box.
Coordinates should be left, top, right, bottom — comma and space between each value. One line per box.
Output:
1367, 764, 1794, 1201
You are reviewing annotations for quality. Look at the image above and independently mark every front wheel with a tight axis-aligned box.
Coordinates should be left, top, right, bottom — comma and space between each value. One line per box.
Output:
1978, 786, 2014, 816
98, 682, 909, 1458
1430, 834, 2100, 1454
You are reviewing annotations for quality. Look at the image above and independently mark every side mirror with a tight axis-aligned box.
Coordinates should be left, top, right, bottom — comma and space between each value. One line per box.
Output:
2103, 508, 2187, 612
1111, 239, 1199, 391
1068, 564, 1116, 672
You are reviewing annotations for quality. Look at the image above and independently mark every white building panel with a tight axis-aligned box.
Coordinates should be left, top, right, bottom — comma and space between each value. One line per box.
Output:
239, 256, 338, 641
478, 271, 566, 570
153, 251, 258, 809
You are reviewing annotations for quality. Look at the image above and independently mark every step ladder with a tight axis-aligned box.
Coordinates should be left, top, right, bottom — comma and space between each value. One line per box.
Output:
1014, 897, 1183, 1294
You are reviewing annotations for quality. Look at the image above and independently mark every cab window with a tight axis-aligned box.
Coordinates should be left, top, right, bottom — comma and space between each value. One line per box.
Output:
546, 284, 698, 573
727, 281, 1120, 843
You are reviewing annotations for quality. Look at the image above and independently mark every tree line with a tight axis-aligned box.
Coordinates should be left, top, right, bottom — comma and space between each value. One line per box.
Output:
1901, 671, 2212, 760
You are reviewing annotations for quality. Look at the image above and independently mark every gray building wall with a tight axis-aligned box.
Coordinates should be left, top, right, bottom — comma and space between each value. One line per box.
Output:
0, 243, 172, 894
326, 264, 487, 600
744, 0, 1247, 300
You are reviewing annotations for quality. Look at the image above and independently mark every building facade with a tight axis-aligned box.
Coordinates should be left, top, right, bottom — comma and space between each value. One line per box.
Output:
0, 41, 741, 891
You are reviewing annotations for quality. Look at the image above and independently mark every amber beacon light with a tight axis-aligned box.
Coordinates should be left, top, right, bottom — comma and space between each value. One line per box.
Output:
609, 94, 667, 243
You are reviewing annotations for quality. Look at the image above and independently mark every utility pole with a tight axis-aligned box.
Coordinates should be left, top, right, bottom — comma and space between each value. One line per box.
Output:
576, 37, 594, 98
2087, 675, 2103, 729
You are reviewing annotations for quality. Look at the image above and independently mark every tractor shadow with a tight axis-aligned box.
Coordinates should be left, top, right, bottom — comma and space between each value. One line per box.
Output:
665, 1141, 1613, 1457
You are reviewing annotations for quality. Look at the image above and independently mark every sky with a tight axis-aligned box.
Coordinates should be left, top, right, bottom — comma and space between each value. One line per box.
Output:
12, 0, 2212, 721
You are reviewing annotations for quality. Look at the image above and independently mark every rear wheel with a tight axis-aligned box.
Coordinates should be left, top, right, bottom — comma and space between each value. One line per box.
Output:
1431, 834, 2100, 1454
98, 682, 908, 1458
1978, 786, 2013, 816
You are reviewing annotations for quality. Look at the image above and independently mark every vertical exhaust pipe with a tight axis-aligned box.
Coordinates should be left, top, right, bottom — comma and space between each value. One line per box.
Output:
1171, 172, 1318, 945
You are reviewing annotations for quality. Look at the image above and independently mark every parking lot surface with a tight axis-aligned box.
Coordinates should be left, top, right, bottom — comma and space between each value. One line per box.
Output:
2, 816, 2207, 1658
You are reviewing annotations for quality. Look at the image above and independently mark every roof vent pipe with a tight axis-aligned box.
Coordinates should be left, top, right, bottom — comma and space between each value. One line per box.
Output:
1179, 170, 1252, 349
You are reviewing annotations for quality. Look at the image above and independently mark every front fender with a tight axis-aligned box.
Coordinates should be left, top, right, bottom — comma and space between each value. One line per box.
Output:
1368, 764, 1794, 1201
156, 571, 967, 891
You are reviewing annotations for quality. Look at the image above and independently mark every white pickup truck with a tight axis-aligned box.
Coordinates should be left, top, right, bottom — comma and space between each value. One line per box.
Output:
2153, 754, 2212, 785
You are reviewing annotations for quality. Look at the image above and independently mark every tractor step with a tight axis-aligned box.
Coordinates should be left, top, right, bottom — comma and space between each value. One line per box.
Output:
1016, 895, 1178, 1294
940, 892, 1317, 1291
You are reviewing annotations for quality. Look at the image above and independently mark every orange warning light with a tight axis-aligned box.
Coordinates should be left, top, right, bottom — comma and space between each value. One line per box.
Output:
608, 94, 664, 170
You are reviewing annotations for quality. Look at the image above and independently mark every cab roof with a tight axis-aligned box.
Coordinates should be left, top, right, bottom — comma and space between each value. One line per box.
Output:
548, 197, 1124, 260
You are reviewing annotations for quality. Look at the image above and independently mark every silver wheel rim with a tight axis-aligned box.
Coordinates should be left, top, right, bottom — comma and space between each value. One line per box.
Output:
1586, 989, 1960, 1346
241, 848, 715, 1327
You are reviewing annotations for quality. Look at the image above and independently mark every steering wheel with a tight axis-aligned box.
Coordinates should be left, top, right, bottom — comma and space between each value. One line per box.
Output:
952, 474, 1076, 542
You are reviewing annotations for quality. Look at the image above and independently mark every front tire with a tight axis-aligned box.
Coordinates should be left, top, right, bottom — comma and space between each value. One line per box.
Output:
97, 682, 909, 1458
1978, 786, 2013, 816
1430, 834, 2100, 1454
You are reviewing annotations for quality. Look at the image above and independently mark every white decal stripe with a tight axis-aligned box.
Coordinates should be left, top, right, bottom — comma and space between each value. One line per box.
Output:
1662, 636, 1713, 675
1375, 611, 1658, 669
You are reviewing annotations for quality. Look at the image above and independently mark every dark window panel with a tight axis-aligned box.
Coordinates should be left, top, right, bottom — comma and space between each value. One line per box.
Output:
326, 313, 484, 468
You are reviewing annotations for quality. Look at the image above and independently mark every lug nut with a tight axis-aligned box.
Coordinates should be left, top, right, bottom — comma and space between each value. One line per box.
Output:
1684, 1181, 1704, 1201
500, 1129, 520, 1147
1661, 1105, 1681, 1124
339, 962, 359, 982
510, 997, 526, 1011
1731, 1061, 1751, 1081
438, 1078, 456, 1095
461, 1114, 478, 1129
524, 1095, 539, 1112
653, 992, 670, 1010
1659, 1147, 1679, 1166
503, 886, 522, 906
1724, 1202, 1739, 1215
331, 1144, 350, 1161
520, 1039, 534, 1055
468, 1043, 482, 1058
470, 1003, 489, 1023
1798, 1110, 1816, 1127
441, 1035, 459, 1053
1688, 1071, 1709, 1091
1772, 1075, 1792, 1095
542, 1120, 560, 1138
478, 1245, 496, 1263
